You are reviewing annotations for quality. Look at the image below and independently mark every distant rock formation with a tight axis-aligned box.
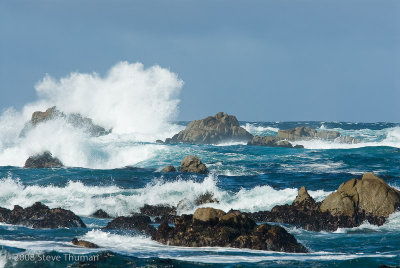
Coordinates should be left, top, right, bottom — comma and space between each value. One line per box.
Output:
72, 238, 99, 248
151, 207, 308, 253
20, 106, 111, 137
276, 126, 359, 143
248, 135, 304, 148
0, 202, 86, 229
180, 155, 208, 174
247, 173, 398, 232
24, 151, 64, 168
165, 112, 253, 144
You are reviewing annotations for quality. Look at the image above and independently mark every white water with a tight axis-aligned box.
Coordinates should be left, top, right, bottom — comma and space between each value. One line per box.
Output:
0, 229, 395, 265
0, 173, 331, 217
0, 62, 184, 168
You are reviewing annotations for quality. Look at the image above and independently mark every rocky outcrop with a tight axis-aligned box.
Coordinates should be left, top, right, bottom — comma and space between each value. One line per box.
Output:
247, 174, 397, 232
92, 209, 111, 219
151, 207, 307, 253
21, 106, 111, 137
0, 202, 86, 229
195, 192, 219, 205
24, 151, 64, 168
248, 135, 304, 148
72, 238, 99, 248
320, 173, 400, 218
165, 112, 253, 144
104, 215, 156, 235
140, 204, 176, 217
181, 155, 208, 174
276, 126, 359, 143
161, 165, 176, 172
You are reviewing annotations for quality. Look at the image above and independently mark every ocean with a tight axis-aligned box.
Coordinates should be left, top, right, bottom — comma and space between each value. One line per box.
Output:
0, 120, 399, 267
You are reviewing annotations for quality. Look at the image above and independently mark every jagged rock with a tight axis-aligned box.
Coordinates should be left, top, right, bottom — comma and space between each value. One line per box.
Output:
320, 173, 400, 218
152, 208, 307, 253
246, 176, 393, 232
21, 106, 110, 137
161, 165, 176, 172
72, 238, 99, 248
0, 202, 86, 229
155, 140, 164, 144
92, 209, 111, 219
24, 151, 63, 168
276, 126, 359, 143
195, 192, 219, 205
247, 135, 304, 148
104, 215, 156, 235
140, 204, 176, 217
181, 155, 208, 174
165, 112, 253, 144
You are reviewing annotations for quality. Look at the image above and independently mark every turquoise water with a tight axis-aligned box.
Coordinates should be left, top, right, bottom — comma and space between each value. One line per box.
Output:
0, 121, 399, 267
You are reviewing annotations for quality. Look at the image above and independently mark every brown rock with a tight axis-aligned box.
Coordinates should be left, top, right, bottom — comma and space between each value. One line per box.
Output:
193, 207, 225, 223
162, 165, 176, 172
165, 112, 253, 144
320, 173, 400, 218
24, 151, 63, 168
181, 156, 208, 174
72, 238, 99, 248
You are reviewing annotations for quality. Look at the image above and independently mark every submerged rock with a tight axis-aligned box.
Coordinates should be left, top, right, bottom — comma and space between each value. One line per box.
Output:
247, 174, 396, 232
92, 209, 111, 219
21, 106, 111, 137
152, 207, 307, 253
247, 135, 304, 148
181, 155, 208, 174
72, 238, 99, 248
24, 151, 64, 168
161, 165, 176, 172
276, 126, 359, 143
104, 215, 156, 235
0, 202, 86, 229
165, 112, 253, 144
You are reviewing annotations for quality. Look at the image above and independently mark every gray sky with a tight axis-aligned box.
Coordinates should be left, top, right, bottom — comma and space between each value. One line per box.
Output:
1, 0, 399, 122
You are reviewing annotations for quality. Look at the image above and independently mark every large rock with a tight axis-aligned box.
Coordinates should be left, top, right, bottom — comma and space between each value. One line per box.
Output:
181, 155, 208, 174
152, 207, 307, 253
0, 202, 86, 229
247, 176, 396, 232
320, 173, 400, 218
24, 151, 64, 168
276, 126, 358, 143
247, 135, 304, 148
165, 112, 253, 144
21, 106, 110, 137
104, 215, 156, 235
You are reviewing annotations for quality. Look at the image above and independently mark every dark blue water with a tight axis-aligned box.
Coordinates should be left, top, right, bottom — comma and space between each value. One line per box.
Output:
0, 121, 399, 267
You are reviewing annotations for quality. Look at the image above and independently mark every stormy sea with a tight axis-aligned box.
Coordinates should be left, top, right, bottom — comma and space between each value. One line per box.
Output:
0, 63, 399, 267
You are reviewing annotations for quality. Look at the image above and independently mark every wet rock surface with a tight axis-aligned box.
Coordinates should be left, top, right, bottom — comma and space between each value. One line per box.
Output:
92, 209, 112, 219
72, 238, 99, 248
21, 106, 110, 137
161, 165, 176, 172
246, 177, 392, 232
165, 112, 253, 144
24, 151, 64, 168
152, 207, 308, 253
104, 215, 156, 235
0, 202, 86, 229
248, 135, 304, 148
276, 126, 359, 143
180, 155, 208, 174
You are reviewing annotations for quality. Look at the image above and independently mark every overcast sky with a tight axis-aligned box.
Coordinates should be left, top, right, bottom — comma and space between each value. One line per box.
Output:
1, 0, 399, 122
